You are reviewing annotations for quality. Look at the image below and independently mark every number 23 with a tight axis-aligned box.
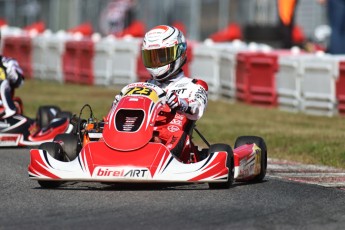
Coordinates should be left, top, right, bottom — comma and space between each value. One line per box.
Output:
125, 87, 152, 96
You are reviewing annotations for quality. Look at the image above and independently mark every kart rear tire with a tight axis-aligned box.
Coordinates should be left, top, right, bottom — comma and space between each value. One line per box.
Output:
234, 136, 267, 183
54, 133, 80, 161
37, 142, 64, 188
208, 144, 234, 189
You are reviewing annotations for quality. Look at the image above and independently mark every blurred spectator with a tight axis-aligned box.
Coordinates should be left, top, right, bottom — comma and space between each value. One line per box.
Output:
99, 0, 136, 36
277, 0, 299, 48
209, 23, 242, 42
68, 22, 93, 36
0, 19, 7, 27
116, 20, 145, 38
292, 25, 305, 46
318, 0, 345, 54
172, 21, 187, 37
23, 21, 46, 34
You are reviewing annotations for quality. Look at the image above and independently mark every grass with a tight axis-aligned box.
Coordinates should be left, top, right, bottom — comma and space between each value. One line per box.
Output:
17, 80, 116, 119
17, 79, 345, 169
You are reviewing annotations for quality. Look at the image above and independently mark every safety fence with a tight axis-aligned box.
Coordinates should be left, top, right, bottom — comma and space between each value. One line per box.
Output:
1, 27, 345, 117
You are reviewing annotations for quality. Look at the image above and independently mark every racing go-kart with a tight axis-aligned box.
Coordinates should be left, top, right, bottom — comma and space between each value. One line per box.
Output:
28, 82, 267, 189
0, 98, 73, 147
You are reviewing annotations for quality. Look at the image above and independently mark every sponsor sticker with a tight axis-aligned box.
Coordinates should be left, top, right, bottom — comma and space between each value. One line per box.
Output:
0, 134, 20, 146
167, 125, 180, 132
93, 167, 150, 179
170, 118, 183, 126
124, 86, 160, 103
172, 88, 187, 95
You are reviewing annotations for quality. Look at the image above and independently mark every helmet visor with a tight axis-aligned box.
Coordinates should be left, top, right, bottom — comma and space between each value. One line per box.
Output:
142, 43, 186, 68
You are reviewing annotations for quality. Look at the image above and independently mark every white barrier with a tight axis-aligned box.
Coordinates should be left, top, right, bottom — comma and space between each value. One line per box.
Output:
93, 36, 116, 85
219, 41, 248, 100
44, 33, 71, 82
110, 38, 141, 86
299, 55, 344, 116
219, 51, 236, 100
190, 42, 223, 100
32, 36, 47, 80
191, 41, 272, 101
276, 55, 305, 113
93, 37, 141, 86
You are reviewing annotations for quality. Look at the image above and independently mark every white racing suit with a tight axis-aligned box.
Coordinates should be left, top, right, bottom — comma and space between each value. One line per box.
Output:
113, 71, 208, 161
116, 71, 208, 120
0, 56, 24, 118
155, 72, 208, 121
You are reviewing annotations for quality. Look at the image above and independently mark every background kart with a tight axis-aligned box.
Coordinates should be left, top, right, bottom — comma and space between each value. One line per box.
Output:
0, 97, 73, 147
28, 82, 267, 189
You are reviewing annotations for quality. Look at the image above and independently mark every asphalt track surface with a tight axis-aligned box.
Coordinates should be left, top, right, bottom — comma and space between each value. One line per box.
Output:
1, 148, 345, 230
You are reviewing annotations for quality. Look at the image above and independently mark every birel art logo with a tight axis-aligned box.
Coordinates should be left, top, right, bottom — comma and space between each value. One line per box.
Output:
93, 167, 150, 179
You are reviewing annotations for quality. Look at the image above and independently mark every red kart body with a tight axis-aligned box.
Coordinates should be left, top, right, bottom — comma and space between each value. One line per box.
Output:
28, 82, 266, 188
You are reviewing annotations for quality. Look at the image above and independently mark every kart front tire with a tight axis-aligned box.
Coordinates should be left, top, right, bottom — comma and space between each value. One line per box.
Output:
37, 142, 64, 188
39, 142, 64, 161
54, 134, 80, 161
234, 136, 267, 183
38, 180, 62, 189
208, 144, 234, 189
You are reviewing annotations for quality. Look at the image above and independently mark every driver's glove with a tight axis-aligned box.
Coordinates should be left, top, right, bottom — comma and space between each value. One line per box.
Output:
166, 91, 188, 112
112, 94, 122, 107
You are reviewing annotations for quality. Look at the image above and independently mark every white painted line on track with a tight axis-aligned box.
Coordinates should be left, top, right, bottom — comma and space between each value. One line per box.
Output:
267, 158, 345, 190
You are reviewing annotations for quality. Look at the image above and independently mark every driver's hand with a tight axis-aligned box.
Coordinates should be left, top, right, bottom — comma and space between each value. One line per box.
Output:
112, 94, 122, 107
166, 91, 188, 112
114, 94, 121, 102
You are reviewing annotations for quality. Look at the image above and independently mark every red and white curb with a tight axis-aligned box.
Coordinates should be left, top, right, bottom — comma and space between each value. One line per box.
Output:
267, 158, 345, 190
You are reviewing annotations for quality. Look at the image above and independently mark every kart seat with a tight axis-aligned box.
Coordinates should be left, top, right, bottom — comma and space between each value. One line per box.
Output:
40, 117, 68, 133
169, 119, 196, 160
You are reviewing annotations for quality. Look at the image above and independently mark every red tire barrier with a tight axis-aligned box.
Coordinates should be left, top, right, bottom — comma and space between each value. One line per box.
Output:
336, 61, 345, 115
3, 36, 33, 78
63, 39, 94, 85
63, 40, 80, 84
236, 51, 278, 106
79, 40, 94, 85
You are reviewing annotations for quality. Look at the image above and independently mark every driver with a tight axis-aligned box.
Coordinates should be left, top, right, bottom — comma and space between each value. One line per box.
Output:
112, 25, 208, 161
0, 31, 25, 119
